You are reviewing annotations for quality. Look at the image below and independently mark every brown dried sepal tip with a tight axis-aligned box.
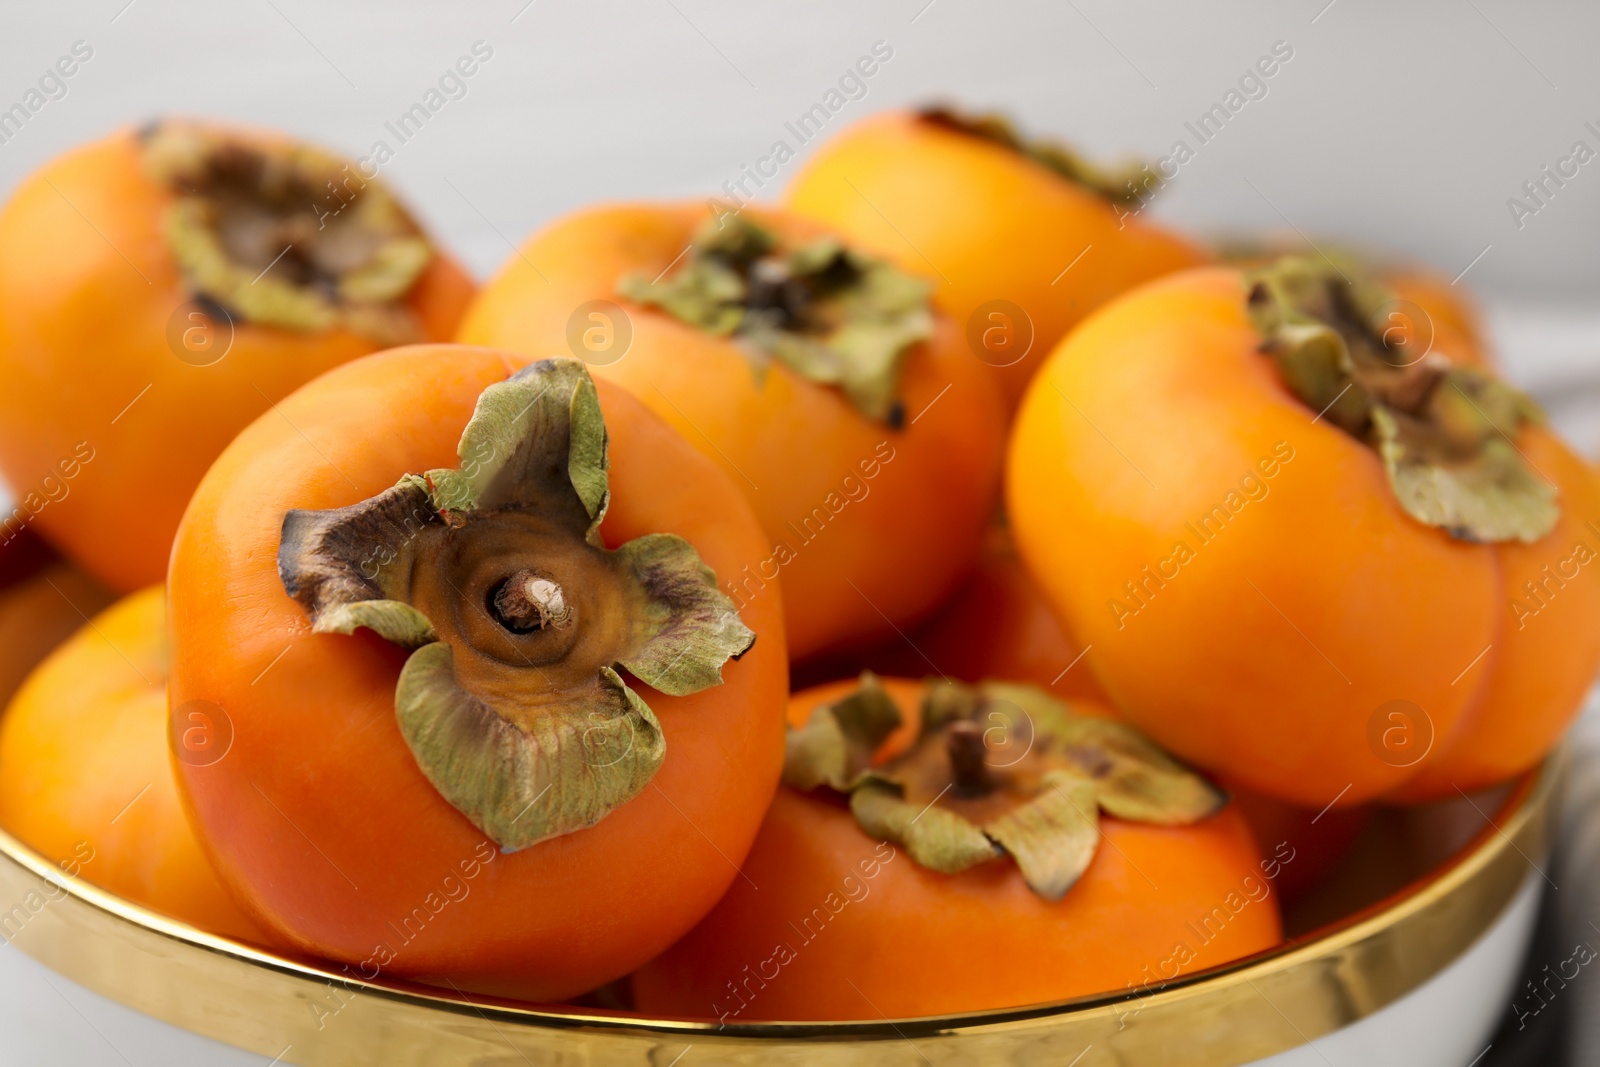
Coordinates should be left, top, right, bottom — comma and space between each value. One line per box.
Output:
1245, 256, 1558, 543
276, 358, 755, 851
142, 120, 432, 345
782, 675, 1224, 902
617, 214, 932, 425
918, 104, 1151, 206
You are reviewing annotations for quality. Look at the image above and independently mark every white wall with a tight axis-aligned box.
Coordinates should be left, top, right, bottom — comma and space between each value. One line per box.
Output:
2, 0, 1597, 298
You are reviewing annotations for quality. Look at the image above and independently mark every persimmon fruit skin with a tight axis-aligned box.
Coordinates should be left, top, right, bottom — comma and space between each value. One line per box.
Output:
167, 344, 788, 1001
0, 531, 114, 707
1382, 267, 1492, 370
1389, 428, 1600, 800
801, 524, 1108, 704
1223, 779, 1370, 906
0, 125, 475, 593
1006, 266, 1600, 806
0, 586, 261, 940
784, 110, 1209, 409
633, 678, 1280, 1021
456, 202, 1006, 662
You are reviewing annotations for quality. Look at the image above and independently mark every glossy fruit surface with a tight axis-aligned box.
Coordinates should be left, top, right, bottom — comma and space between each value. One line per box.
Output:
1007, 265, 1600, 806
0, 121, 474, 591
633, 677, 1280, 1021
458, 201, 1005, 661
168, 345, 787, 1001
1392, 427, 1600, 799
0, 586, 260, 940
786, 109, 1208, 408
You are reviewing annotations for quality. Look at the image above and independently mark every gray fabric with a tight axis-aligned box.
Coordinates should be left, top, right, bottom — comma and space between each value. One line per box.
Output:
1480, 686, 1600, 1065
1550, 690, 1600, 1061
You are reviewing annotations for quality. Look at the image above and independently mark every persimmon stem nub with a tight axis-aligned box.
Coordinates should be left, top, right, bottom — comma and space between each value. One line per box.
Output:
947, 721, 991, 794
1380, 353, 1450, 415
493, 570, 571, 632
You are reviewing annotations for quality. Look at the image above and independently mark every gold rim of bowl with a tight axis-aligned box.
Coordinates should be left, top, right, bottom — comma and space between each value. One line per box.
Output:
0, 756, 1557, 1066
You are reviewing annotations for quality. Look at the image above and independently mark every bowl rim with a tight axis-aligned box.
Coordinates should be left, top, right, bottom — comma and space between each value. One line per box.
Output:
0, 756, 1557, 1065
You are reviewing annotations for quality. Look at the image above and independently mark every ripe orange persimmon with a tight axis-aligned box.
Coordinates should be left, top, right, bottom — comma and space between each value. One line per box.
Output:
457, 203, 1005, 661
1008, 259, 1600, 807
785, 107, 1208, 408
805, 524, 1108, 703
0, 120, 474, 592
0, 529, 114, 706
168, 347, 786, 1000
0, 586, 260, 940
633, 676, 1280, 1021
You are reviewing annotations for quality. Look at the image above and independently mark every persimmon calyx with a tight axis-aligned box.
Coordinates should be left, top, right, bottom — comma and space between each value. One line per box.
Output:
143, 121, 432, 346
617, 214, 932, 424
1247, 256, 1557, 543
918, 105, 1150, 206
277, 358, 755, 851
783, 675, 1224, 902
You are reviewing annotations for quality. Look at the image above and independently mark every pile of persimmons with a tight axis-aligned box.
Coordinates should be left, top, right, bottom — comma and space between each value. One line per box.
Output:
0, 107, 1593, 1025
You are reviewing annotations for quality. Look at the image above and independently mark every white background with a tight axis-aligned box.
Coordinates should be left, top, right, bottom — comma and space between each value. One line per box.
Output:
1, 0, 1596, 295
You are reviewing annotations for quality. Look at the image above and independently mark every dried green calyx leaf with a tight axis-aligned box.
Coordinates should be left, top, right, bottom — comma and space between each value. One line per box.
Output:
617, 214, 932, 423
781, 672, 902, 792
277, 358, 755, 851
782, 676, 1224, 901
1246, 256, 1558, 543
143, 120, 432, 345
919, 105, 1151, 206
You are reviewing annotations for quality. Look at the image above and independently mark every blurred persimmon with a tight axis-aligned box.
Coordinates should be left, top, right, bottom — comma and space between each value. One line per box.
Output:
0, 120, 474, 591
0, 586, 260, 940
1223, 779, 1371, 905
0, 529, 113, 707
634, 675, 1280, 1020
458, 203, 1005, 661
785, 107, 1208, 408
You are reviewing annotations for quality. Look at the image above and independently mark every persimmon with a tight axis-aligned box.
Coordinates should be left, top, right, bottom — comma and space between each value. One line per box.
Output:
1222, 780, 1370, 905
168, 348, 786, 1000
633, 676, 1280, 1021
0, 120, 474, 592
1007, 257, 1600, 808
0, 529, 114, 706
0, 586, 260, 940
784, 107, 1208, 408
802, 523, 1108, 703
457, 203, 1005, 661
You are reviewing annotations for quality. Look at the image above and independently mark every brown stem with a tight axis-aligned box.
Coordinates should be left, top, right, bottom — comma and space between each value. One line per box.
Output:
745, 258, 809, 329
947, 721, 991, 793
492, 569, 571, 632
